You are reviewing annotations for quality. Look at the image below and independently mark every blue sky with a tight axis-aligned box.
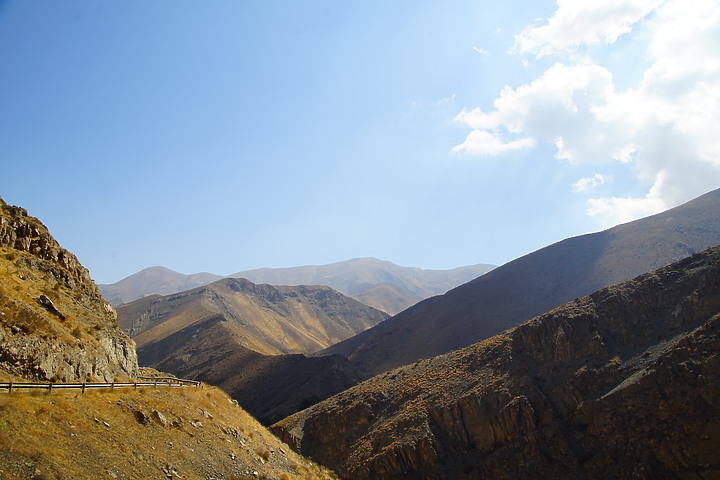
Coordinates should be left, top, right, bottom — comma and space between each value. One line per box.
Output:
1, 0, 719, 284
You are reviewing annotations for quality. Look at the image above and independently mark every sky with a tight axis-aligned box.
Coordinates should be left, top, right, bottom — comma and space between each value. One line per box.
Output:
1, 0, 719, 285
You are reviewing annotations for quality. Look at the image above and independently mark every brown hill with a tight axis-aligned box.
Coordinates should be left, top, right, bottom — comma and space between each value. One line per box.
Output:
0, 197, 137, 382
275, 245, 720, 479
117, 278, 388, 423
101, 258, 496, 315
0, 198, 338, 480
118, 277, 389, 356
322, 187, 720, 376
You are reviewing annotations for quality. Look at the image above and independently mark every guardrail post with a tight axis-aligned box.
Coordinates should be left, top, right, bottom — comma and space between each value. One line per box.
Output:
111, 382, 115, 390
48, 383, 53, 394
82, 383, 86, 394
8, 382, 13, 393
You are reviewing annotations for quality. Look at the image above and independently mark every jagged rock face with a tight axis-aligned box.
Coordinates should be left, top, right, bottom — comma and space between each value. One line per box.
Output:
0, 198, 138, 382
274, 246, 720, 479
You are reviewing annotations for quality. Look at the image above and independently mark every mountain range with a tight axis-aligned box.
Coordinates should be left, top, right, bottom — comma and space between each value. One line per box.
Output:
100, 258, 496, 315
3, 187, 720, 478
321, 187, 720, 376
275, 245, 720, 479
118, 188, 720, 426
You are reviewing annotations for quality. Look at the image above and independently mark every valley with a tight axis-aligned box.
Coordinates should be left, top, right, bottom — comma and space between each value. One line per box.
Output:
2, 188, 720, 479
274, 245, 720, 479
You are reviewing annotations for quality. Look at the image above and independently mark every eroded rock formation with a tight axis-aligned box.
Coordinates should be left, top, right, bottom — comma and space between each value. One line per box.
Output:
0, 197, 137, 382
274, 245, 720, 479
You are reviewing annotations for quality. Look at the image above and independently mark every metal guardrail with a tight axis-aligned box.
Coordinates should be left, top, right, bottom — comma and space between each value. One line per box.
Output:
136, 376, 200, 386
0, 378, 200, 394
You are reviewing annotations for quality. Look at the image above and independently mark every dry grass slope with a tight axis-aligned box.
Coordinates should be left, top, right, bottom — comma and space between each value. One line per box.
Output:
0, 383, 338, 480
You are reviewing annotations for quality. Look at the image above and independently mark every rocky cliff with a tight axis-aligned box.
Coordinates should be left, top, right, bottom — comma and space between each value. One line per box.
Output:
274, 245, 720, 479
0, 197, 137, 382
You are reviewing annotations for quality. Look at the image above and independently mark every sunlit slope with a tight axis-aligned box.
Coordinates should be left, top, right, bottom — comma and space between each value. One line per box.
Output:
0, 384, 337, 480
119, 277, 389, 357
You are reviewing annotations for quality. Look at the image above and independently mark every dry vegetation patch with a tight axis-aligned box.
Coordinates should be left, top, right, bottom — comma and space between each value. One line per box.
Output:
0, 384, 337, 480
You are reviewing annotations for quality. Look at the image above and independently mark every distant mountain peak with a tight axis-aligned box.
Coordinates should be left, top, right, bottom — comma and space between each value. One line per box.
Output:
101, 258, 496, 314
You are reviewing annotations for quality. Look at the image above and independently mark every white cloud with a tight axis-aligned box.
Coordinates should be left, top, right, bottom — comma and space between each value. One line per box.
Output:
452, 129, 535, 155
587, 194, 666, 227
512, 0, 663, 58
455, 0, 720, 227
586, 171, 668, 226
573, 173, 607, 192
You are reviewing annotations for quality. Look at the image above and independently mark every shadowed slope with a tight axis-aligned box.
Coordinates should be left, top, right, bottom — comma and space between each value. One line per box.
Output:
149, 314, 363, 424
275, 245, 720, 479
322, 187, 720, 376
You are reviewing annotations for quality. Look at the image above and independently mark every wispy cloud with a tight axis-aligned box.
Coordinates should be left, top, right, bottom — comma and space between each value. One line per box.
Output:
452, 129, 535, 155
454, 0, 720, 227
573, 173, 607, 192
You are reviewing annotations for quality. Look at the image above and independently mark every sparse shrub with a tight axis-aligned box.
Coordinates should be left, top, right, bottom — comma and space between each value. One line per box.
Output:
254, 446, 272, 461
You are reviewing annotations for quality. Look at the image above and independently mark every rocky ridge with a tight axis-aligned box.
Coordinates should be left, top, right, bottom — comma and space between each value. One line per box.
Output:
274, 245, 720, 479
119, 277, 389, 357
0, 197, 137, 382
101, 259, 496, 315
118, 278, 386, 423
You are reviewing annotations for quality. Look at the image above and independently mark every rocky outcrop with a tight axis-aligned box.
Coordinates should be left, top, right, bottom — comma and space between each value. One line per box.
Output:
274, 245, 720, 479
0, 197, 138, 382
